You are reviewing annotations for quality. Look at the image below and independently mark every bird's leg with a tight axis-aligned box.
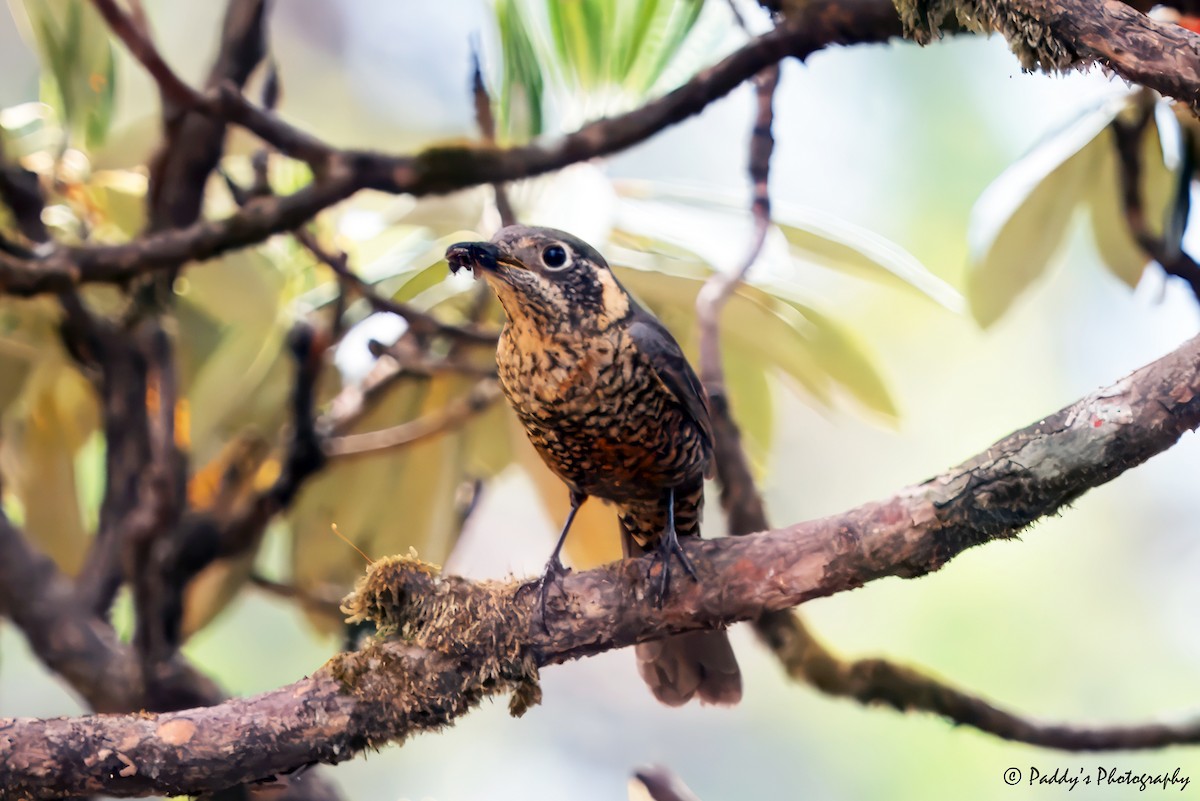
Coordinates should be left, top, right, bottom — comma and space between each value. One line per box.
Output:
650, 486, 699, 607
519, 490, 586, 629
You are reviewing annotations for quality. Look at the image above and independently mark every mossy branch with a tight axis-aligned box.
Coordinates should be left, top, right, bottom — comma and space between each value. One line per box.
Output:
4, 332, 1200, 799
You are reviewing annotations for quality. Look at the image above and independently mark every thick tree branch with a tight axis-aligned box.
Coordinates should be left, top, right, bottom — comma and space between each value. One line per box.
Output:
901, 0, 1200, 109
0, 511, 220, 715
5, 331, 1200, 798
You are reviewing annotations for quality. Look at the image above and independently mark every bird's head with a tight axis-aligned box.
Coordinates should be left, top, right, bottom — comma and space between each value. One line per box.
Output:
446, 225, 631, 333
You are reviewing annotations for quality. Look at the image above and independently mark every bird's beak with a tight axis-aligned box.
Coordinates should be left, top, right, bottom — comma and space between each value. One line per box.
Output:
446, 241, 503, 278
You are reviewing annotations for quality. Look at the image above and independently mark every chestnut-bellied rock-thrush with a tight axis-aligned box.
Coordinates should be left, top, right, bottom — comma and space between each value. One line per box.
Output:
446, 225, 741, 706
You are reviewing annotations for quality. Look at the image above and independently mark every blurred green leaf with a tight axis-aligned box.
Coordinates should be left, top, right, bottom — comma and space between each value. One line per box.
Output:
720, 336, 774, 467
776, 210, 962, 311
494, 0, 546, 140
624, 0, 704, 96
610, 234, 899, 420
778, 299, 897, 418
0, 102, 62, 158
84, 169, 148, 238
177, 249, 290, 462
491, 0, 711, 138
12, 0, 116, 150
615, 182, 960, 309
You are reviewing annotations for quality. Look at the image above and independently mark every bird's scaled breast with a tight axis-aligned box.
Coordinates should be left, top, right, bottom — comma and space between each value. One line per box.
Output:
496, 325, 699, 499
496, 324, 623, 415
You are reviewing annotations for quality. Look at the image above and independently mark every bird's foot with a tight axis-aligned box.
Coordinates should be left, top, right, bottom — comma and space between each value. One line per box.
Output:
518, 556, 572, 632
649, 529, 699, 608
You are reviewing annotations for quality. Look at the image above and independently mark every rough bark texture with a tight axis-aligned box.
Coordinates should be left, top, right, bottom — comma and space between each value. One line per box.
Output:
3, 333, 1198, 799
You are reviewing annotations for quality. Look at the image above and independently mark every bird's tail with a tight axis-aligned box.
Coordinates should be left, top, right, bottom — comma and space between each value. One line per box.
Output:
622, 528, 742, 706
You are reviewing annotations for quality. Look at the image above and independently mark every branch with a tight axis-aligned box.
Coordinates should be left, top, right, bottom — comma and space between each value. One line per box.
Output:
631, 766, 704, 801
900, 0, 1200, 110
290, 226, 495, 344
0, 139, 49, 245
471, 49, 517, 227
684, 54, 1182, 750
0, 3, 906, 297
323, 379, 501, 459
5, 331, 1200, 797
754, 613, 1200, 750
89, 0, 205, 110
1109, 91, 1200, 302
0, 511, 220, 715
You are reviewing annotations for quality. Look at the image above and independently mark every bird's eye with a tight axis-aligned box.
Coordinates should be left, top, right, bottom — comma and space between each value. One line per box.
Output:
541, 244, 570, 270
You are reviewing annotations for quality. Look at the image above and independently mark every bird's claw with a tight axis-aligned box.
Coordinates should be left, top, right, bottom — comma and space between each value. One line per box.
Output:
648, 532, 698, 608
519, 557, 572, 632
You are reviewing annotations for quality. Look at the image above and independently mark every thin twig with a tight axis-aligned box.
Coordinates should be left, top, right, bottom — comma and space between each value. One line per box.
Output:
695, 64, 777, 392
472, 49, 517, 227
292, 226, 497, 344
89, 0, 204, 110
249, 573, 344, 618
324, 379, 501, 459
1110, 93, 1200, 302
0, 8, 910, 297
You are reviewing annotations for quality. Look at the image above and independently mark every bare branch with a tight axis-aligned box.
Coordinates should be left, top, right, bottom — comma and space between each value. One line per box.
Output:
324, 379, 501, 459
687, 47, 1200, 752
0, 5, 907, 297
7, 1, 1195, 304
471, 50, 517, 227
4, 331, 1200, 797
290, 226, 496, 344
1109, 91, 1200, 302
89, 0, 205, 110
631, 766, 704, 801
695, 63, 778, 392
0, 139, 49, 245
0, 511, 221, 714
755, 612, 1200, 751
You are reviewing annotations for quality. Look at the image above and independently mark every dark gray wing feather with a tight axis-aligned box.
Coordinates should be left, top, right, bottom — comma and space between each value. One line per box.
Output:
626, 309, 715, 457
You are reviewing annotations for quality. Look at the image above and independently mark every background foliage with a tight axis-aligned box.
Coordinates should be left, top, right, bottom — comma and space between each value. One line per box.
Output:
1, 2, 1198, 800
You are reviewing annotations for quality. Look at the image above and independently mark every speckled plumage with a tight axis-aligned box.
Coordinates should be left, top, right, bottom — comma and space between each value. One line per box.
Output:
446, 225, 741, 706
496, 320, 707, 547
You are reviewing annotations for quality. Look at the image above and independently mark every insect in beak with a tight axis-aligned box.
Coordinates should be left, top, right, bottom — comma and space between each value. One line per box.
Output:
446, 241, 501, 278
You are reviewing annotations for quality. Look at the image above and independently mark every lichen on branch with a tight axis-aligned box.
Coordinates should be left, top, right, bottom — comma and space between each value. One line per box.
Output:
894, 0, 1078, 68
338, 555, 541, 717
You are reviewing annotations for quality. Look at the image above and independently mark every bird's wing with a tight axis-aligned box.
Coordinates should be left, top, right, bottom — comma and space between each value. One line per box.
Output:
626, 310, 715, 456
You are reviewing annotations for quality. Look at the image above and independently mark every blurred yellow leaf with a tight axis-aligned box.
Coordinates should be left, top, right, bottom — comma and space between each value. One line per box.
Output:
967, 102, 1117, 326
1085, 122, 1175, 289
288, 375, 475, 633
181, 551, 256, 638
0, 358, 98, 574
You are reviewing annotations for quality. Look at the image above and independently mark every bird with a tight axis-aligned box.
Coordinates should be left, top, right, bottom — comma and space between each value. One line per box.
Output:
446, 225, 741, 706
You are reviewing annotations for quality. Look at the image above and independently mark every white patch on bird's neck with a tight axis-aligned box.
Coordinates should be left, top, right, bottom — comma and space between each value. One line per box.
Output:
593, 268, 629, 330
